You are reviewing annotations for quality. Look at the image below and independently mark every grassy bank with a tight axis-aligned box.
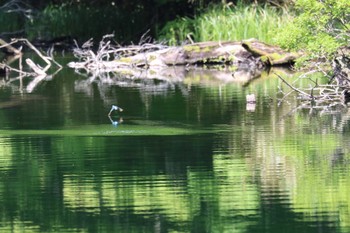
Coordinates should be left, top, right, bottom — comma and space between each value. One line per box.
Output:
158, 3, 292, 45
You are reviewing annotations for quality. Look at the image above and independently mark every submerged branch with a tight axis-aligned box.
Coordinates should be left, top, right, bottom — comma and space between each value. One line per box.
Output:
275, 72, 312, 98
277, 45, 350, 114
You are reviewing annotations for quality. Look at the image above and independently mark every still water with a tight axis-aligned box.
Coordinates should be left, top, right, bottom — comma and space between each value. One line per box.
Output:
0, 60, 350, 233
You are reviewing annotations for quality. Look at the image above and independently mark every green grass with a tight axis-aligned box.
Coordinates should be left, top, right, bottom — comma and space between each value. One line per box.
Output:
158, 3, 292, 45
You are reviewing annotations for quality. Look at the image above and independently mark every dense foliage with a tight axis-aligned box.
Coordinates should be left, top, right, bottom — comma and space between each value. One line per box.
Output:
274, 0, 350, 58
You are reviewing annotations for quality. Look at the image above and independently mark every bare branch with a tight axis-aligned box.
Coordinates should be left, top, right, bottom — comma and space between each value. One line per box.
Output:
275, 72, 312, 98
0, 38, 62, 77
0, 38, 22, 55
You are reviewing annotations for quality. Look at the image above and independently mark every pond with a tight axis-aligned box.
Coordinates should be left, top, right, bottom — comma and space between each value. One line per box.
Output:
0, 56, 350, 233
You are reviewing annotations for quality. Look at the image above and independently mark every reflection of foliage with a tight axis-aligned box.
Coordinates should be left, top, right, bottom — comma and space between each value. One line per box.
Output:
3, 66, 350, 232
0, 138, 13, 170
271, 133, 350, 227
292, 160, 350, 227
212, 155, 259, 232
64, 174, 191, 220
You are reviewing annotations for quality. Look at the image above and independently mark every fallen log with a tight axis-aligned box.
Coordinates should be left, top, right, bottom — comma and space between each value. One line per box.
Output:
68, 38, 301, 73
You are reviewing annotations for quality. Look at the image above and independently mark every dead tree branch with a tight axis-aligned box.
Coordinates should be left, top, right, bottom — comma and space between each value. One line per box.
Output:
0, 38, 22, 55
69, 34, 168, 72
277, 70, 349, 114
0, 38, 61, 76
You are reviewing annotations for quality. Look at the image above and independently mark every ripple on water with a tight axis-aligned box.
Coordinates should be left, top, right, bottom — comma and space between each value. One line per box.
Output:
0, 137, 14, 171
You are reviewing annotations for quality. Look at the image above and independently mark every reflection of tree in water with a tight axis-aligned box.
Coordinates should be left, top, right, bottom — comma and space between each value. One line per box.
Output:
72, 63, 267, 103
247, 191, 338, 233
74, 72, 181, 99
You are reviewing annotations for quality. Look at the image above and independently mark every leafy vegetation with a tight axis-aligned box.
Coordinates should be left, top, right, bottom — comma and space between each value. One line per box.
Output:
274, 0, 350, 58
158, 0, 349, 68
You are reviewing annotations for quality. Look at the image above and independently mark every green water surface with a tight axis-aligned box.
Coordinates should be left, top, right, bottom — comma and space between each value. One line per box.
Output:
0, 61, 349, 233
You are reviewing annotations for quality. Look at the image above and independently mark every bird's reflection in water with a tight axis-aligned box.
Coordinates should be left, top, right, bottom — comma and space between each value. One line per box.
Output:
108, 116, 123, 126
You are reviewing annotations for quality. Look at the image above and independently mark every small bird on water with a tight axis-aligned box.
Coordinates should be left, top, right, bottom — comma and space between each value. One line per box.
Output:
108, 105, 123, 116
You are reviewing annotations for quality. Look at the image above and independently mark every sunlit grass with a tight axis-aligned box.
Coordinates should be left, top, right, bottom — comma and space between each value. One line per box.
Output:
159, 3, 292, 45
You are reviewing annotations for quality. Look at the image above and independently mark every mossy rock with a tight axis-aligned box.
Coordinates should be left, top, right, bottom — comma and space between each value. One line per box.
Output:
242, 39, 302, 65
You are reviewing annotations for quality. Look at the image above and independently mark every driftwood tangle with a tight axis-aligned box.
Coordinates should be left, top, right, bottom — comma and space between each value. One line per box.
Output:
0, 38, 62, 76
0, 38, 62, 92
275, 44, 350, 114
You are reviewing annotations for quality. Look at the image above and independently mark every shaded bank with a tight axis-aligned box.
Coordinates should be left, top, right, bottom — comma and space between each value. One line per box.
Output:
0, 1, 207, 43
